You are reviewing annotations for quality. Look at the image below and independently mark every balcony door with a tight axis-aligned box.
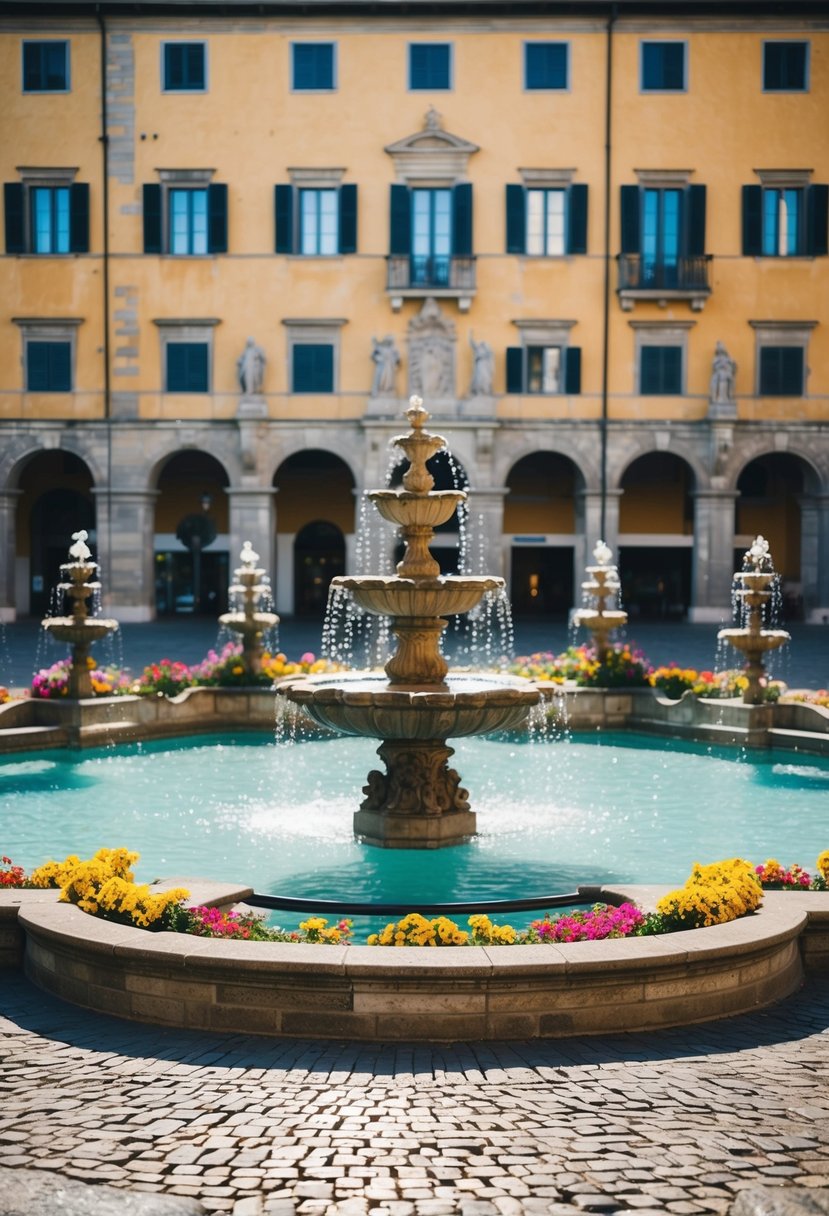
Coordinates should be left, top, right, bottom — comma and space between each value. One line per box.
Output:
411, 188, 452, 287
642, 188, 682, 287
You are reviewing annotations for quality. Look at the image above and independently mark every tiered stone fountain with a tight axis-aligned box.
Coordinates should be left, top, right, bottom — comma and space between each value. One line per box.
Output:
219, 542, 279, 678
278, 397, 540, 848
41, 530, 118, 699
718, 535, 790, 705
572, 540, 627, 659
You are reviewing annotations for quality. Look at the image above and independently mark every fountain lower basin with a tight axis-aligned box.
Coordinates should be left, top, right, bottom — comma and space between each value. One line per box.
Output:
334, 575, 504, 621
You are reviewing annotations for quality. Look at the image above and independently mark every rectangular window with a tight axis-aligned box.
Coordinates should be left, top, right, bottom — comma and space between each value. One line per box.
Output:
640, 41, 686, 91
169, 188, 208, 255
300, 189, 338, 255
527, 346, 562, 394
642, 187, 682, 285
292, 42, 336, 91
763, 41, 808, 91
411, 188, 452, 285
22, 40, 68, 92
163, 43, 206, 91
759, 346, 804, 396
409, 43, 451, 91
31, 186, 70, 253
26, 340, 71, 391
526, 189, 565, 256
524, 42, 568, 90
762, 188, 802, 256
166, 342, 209, 392
292, 343, 334, 392
640, 345, 682, 395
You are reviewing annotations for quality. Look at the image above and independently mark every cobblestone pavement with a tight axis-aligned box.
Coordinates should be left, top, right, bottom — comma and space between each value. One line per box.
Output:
1, 975, 828, 1216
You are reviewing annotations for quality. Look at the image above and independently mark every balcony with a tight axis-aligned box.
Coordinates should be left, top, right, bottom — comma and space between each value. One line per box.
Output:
386, 255, 476, 312
617, 254, 712, 311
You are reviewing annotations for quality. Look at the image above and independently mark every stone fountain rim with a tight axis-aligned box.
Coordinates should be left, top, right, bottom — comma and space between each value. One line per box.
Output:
276, 670, 542, 707
332, 574, 505, 590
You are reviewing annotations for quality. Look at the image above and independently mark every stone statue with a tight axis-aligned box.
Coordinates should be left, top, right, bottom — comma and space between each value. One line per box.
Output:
709, 341, 736, 405
370, 335, 400, 397
468, 334, 494, 397
237, 337, 266, 397
408, 298, 456, 399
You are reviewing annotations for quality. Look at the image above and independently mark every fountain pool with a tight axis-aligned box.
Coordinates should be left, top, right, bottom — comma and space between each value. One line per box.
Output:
2, 731, 827, 934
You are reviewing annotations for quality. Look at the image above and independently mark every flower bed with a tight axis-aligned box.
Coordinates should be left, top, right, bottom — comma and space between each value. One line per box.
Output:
509, 642, 652, 688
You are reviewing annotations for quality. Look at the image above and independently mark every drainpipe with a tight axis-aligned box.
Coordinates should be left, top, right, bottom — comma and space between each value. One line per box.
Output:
599, 5, 616, 541
97, 8, 113, 598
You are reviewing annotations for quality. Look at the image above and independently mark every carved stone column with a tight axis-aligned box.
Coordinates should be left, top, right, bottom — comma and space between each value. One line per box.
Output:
354, 739, 476, 848
92, 488, 158, 621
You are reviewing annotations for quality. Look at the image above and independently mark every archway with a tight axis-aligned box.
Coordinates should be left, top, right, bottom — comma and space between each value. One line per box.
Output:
274, 450, 355, 616
619, 452, 695, 620
504, 452, 581, 617
294, 521, 346, 616
735, 453, 812, 619
15, 451, 95, 617
153, 451, 230, 616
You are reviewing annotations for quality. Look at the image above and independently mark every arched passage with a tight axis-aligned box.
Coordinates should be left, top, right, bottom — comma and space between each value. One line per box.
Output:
153, 451, 230, 615
15, 451, 95, 617
274, 450, 355, 617
619, 452, 695, 620
735, 453, 815, 619
504, 452, 582, 617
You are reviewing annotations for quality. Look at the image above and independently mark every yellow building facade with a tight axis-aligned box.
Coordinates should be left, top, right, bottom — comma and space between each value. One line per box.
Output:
1, 0, 827, 623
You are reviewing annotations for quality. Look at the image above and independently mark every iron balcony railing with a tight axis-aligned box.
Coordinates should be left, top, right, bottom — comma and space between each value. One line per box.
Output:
386, 254, 477, 292
617, 253, 712, 293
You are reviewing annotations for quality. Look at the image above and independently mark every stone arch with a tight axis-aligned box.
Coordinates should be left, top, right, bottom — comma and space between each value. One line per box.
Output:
152, 450, 232, 617
494, 434, 594, 493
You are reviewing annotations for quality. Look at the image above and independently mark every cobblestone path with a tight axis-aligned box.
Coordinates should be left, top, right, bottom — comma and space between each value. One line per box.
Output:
1, 975, 828, 1216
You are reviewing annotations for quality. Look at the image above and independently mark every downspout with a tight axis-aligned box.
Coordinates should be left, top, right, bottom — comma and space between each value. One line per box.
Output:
97, 8, 113, 599
599, 4, 616, 541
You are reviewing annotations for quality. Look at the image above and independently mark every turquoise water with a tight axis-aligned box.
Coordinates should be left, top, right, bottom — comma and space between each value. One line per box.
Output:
1, 733, 827, 925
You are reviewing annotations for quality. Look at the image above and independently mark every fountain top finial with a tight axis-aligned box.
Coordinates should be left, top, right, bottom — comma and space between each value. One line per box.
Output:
394, 395, 446, 495
240, 541, 260, 568
744, 535, 772, 572
68, 530, 92, 563
593, 539, 613, 567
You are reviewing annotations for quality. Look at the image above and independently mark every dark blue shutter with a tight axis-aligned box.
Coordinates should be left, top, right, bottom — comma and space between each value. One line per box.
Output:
505, 184, 526, 254
4, 183, 25, 253
207, 183, 227, 253
164, 44, 181, 88
188, 343, 208, 391
760, 347, 803, 396
293, 343, 333, 392
339, 184, 357, 254
452, 183, 473, 256
567, 184, 588, 254
742, 185, 762, 256
143, 184, 162, 253
167, 344, 185, 390
620, 186, 640, 254
50, 341, 71, 391
806, 185, 828, 256
389, 185, 411, 255
686, 184, 706, 256
565, 347, 581, 394
69, 182, 89, 253
187, 43, 205, 89
505, 347, 524, 394
27, 342, 49, 390
275, 185, 294, 254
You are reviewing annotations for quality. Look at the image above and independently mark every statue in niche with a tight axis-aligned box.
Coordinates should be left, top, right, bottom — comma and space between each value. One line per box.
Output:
709, 341, 736, 405
408, 297, 455, 399
370, 335, 400, 396
237, 337, 266, 397
468, 334, 494, 397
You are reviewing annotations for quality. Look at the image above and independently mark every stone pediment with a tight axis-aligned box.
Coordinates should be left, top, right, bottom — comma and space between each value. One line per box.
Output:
385, 107, 479, 181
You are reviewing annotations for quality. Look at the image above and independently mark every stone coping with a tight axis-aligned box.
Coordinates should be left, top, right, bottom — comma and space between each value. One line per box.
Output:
3, 882, 827, 1041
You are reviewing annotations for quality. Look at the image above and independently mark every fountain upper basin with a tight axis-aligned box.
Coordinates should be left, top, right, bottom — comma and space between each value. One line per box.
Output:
277, 671, 540, 740
717, 627, 791, 653
369, 489, 465, 529
43, 618, 119, 644
333, 575, 504, 619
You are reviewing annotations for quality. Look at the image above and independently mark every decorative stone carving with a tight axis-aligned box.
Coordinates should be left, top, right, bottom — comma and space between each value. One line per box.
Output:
708, 341, 737, 418
408, 298, 455, 399
468, 334, 494, 397
237, 337, 266, 397
361, 741, 471, 816
370, 335, 400, 397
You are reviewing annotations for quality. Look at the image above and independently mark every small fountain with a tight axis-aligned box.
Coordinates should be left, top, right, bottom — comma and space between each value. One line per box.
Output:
41, 530, 118, 699
572, 540, 627, 660
718, 535, 790, 705
218, 542, 279, 678
278, 397, 540, 849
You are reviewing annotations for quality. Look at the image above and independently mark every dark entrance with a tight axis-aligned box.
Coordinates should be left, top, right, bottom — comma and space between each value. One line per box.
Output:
30, 487, 95, 617
511, 546, 574, 617
294, 521, 345, 616
619, 547, 691, 620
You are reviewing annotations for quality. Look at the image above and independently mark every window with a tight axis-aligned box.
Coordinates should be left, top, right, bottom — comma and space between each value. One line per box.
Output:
640, 345, 682, 394
619, 181, 708, 296
409, 43, 451, 91
4, 176, 88, 255
762, 188, 802, 256
763, 41, 808, 91
412, 188, 451, 285
758, 346, 804, 396
506, 182, 587, 256
742, 181, 828, 257
22, 40, 68, 92
292, 344, 334, 392
163, 43, 206, 92
506, 321, 580, 395
274, 180, 357, 255
524, 42, 568, 90
31, 186, 69, 253
292, 43, 335, 91
640, 41, 686, 92
143, 176, 227, 255
14, 318, 81, 392
166, 342, 209, 392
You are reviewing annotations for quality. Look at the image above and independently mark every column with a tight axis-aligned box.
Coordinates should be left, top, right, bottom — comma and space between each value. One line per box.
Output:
0, 491, 22, 621
93, 488, 159, 621
576, 490, 622, 609
463, 489, 508, 578
226, 488, 277, 583
801, 494, 829, 623
688, 487, 739, 624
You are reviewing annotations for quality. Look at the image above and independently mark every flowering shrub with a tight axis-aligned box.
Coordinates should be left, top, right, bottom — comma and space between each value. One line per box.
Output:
132, 658, 193, 697
781, 689, 829, 710
1, 856, 27, 888
467, 914, 518, 946
0, 686, 11, 705
31, 657, 132, 700
755, 855, 828, 891
133, 644, 340, 695
526, 902, 644, 943
27, 847, 188, 929
647, 858, 763, 933
368, 912, 470, 947
167, 905, 353, 943
650, 665, 720, 699
510, 643, 652, 688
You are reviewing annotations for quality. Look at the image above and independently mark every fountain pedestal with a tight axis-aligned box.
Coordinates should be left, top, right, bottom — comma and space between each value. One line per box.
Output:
42, 532, 118, 699
218, 542, 279, 678
718, 537, 790, 706
355, 739, 474, 848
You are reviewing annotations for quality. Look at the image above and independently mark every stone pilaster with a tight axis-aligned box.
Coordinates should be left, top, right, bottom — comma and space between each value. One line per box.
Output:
801, 493, 829, 624
92, 488, 158, 621
0, 491, 22, 621
463, 489, 508, 579
688, 486, 740, 623
575, 490, 622, 610
225, 488, 277, 584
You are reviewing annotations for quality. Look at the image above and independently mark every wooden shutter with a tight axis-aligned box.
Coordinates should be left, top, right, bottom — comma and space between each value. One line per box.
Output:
741, 185, 763, 256
69, 182, 89, 253
4, 182, 25, 253
505, 347, 524, 394
567, 184, 588, 254
686, 184, 706, 256
339, 184, 357, 254
207, 183, 227, 253
505, 185, 526, 254
565, 346, 581, 394
452, 182, 473, 256
389, 185, 411, 255
806, 184, 828, 256
620, 185, 640, 254
275, 185, 294, 254
142, 183, 162, 254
